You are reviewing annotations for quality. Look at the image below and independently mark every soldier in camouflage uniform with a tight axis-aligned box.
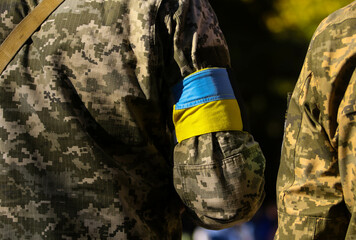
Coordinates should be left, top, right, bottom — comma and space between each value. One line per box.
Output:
0, 0, 266, 239
276, 1, 356, 239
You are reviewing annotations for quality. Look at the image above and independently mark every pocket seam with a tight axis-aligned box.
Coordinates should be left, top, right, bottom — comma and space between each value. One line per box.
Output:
174, 153, 243, 170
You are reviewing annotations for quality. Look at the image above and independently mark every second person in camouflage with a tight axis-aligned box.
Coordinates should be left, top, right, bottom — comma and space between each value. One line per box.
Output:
276, 1, 356, 239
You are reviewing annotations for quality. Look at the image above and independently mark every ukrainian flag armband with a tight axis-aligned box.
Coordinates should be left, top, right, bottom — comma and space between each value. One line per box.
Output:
172, 68, 243, 143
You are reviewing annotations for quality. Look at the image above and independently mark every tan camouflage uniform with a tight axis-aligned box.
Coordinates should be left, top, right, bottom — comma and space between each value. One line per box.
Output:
276, 1, 356, 239
0, 0, 265, 239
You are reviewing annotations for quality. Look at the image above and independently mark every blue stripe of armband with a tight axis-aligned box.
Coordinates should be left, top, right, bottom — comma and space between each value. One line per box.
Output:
172, 68, 236, 110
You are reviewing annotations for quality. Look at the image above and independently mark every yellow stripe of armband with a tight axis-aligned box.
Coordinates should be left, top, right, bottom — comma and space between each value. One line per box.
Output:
173, 99, 243, 142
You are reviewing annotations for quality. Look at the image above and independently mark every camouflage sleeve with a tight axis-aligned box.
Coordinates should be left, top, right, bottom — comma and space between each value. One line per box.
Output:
337, 69, 356, 235
275, 3, 356, 238
157, 0, 265, 229
173, 132, 265, 229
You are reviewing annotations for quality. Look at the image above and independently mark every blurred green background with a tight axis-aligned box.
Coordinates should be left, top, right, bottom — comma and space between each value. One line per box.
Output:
209, 0, 353, 205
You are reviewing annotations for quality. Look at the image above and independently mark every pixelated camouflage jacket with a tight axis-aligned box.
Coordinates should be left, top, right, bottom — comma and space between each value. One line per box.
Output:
0, 0, 265, 239
276, 1, 356, 239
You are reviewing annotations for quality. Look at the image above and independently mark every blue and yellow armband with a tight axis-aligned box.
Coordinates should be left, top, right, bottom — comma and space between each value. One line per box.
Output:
172, 68, 243, 143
